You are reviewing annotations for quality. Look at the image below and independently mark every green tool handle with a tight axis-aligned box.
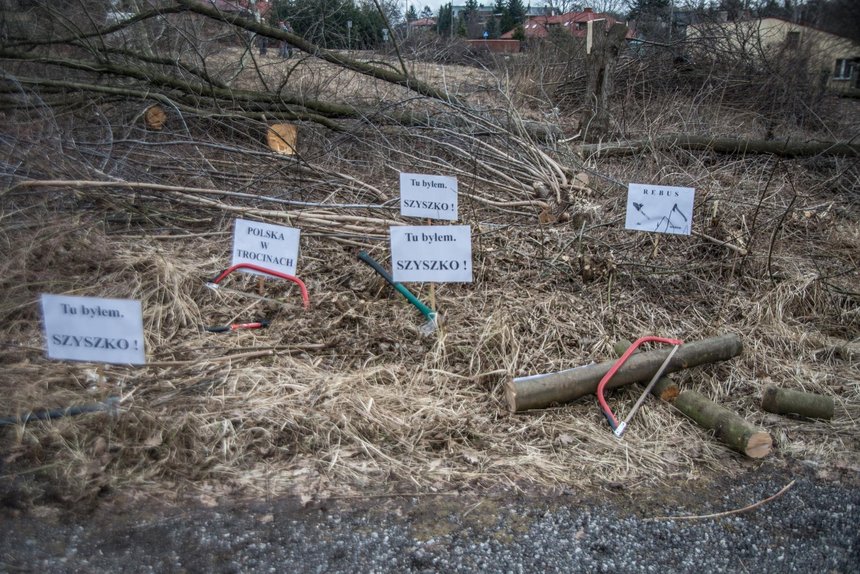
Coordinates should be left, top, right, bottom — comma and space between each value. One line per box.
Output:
358, 251, 435, 320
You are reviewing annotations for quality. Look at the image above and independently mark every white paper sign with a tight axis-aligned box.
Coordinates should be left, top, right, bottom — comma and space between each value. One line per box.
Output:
400, 172, 458, 221
390, 225, 472, 283
232, 218, 300, 277
41, 294, 145, 365
625, 183, 694, 235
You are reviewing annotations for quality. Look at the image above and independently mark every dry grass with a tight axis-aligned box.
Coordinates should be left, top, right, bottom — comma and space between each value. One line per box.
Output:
1, 48, 858, 507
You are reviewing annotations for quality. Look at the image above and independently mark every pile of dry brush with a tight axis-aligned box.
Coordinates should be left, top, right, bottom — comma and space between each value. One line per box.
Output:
0, 1, 857, 506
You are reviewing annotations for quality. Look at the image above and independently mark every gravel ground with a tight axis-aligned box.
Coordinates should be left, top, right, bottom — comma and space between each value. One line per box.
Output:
1, 464, 858, 573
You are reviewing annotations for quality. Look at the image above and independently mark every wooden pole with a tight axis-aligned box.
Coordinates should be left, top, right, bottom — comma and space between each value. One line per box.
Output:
506, 334, 742, 412
674, 391, 772, 458
427, 218, 436, 313
761, 386, 834, 420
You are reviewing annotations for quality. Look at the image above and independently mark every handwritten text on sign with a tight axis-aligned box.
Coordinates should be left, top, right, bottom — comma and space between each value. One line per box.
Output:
390, 225, 472, 283
232, 218, 300, 277
625, 183, 695, 236
400, 172, 458, 221
41, 294, 146, 364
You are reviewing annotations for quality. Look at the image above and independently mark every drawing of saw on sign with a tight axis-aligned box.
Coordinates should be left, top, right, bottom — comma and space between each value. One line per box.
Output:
625, 184, 695, 236
632, 201, 688, 233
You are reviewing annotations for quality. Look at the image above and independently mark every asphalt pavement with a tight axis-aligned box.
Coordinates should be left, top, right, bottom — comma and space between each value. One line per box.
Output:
1, 464, 857, 573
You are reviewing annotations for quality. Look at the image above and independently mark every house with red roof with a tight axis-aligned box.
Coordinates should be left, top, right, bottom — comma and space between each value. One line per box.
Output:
500, 7, 633, 41
407, 17, 437, 34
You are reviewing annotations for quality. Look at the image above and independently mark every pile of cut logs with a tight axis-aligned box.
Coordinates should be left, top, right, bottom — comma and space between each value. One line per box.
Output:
505, 334, 834, 458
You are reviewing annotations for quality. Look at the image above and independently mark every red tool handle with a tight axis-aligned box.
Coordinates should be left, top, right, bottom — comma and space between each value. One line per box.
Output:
230, 321, 269, 331
211, 263, 309, 309
596, 336, 683, 430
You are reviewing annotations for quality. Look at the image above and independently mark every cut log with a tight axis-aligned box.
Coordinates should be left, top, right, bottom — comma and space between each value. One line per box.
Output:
506, 334, 742, 412
761, 386, 834, 420
267, 123, 298, 155
144, 104, 166, 130
674, 391, 772, 458
578, 135, 860, 158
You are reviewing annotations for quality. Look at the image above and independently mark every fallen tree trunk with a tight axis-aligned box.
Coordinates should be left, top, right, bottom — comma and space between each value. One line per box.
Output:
578, 135, 860, 158
761, 386, 834, 420
506, 334, 742, 412
674, 391, 773, 458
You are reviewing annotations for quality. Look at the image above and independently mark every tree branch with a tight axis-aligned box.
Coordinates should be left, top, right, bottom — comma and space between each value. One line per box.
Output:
175, 0, 461, 106
579, 135, 860, 158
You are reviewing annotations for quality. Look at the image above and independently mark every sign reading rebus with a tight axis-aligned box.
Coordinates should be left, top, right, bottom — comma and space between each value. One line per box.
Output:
231, 218, 300, 277
624, 183, 695, 236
